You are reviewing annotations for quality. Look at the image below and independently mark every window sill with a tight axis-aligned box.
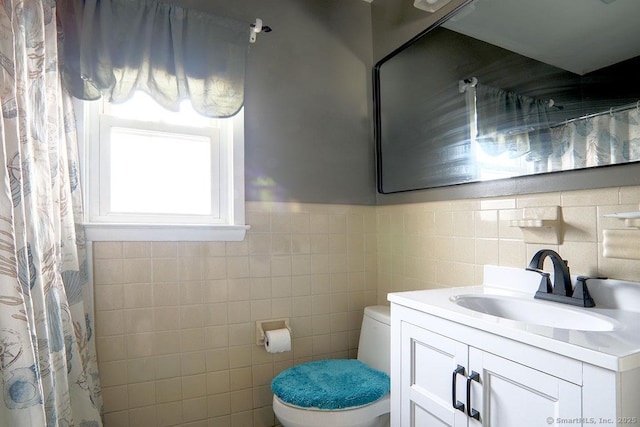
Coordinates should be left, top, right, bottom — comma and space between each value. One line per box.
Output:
83, 223, 250, 242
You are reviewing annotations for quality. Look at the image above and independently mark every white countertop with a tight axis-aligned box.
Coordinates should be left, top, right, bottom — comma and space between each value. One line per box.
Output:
387, 265, 640, 372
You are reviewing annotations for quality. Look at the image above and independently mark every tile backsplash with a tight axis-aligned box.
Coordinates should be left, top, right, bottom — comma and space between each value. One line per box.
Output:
377, 186, 640, 301
94, 202, 378, 427
94, 187, 640, 426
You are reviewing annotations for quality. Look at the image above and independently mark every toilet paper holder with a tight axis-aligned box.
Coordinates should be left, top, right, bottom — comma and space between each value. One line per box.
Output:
255, 318, 292, 346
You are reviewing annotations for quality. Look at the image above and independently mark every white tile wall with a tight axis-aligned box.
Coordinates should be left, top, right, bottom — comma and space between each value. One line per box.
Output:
95, 187, 640, 426
376, 186, 640, 303
94, 202, 377, 427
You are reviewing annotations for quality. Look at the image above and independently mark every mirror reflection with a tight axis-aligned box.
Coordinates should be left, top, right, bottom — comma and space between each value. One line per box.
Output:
375, 0, 640, 193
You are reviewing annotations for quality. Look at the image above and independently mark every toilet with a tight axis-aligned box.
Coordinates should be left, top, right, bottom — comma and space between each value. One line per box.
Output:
271, 305, 391, 427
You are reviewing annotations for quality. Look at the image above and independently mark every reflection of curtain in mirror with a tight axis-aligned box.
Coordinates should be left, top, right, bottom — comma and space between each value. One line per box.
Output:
474, 84, 552, 166
549, 106, 640, 172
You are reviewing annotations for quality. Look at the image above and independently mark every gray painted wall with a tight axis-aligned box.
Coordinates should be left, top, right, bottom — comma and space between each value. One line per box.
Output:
174, 0, 640, 206
177, 0, 377, 205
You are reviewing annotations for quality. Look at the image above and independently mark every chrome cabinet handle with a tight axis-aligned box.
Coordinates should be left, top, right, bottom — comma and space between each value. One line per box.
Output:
466, 371, 481, 421
451, 365, 466, 412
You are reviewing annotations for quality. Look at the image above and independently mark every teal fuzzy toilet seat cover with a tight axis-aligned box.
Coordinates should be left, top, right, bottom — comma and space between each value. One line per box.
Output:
271, 359, 390, 410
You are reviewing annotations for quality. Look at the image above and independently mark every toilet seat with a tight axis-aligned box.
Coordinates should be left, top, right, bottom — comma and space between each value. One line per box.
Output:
271, 359, 390, 410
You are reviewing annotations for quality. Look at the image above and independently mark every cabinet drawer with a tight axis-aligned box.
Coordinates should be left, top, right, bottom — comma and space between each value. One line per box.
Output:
401, 306, 583, 385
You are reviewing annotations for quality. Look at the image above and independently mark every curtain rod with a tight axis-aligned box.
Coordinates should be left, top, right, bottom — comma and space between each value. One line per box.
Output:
459, 76, 559, 109
250, 18, 272, 43
554, 100, 640, 128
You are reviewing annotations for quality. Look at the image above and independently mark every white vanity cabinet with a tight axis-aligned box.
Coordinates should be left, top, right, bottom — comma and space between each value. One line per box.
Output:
390, 302, 640, 427
398, 319, 580, 427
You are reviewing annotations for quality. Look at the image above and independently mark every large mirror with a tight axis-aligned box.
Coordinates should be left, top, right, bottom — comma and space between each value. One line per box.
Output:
375, 0, 640, 193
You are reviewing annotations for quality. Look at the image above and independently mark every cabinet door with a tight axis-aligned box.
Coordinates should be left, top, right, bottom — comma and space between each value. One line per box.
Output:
470, 347, 582, 427
401, 322, 469, 427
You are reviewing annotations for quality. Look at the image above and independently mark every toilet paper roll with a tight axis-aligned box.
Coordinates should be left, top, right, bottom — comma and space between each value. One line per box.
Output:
264, 328, 291, 353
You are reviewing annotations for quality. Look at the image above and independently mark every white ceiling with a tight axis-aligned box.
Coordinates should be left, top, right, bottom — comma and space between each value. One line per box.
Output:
442, 0, 640, 75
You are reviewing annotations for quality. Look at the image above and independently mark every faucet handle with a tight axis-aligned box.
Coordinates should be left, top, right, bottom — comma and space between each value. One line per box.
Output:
576, 275, 608, 281
526, 267, 552, 294
572, 276, 607, 308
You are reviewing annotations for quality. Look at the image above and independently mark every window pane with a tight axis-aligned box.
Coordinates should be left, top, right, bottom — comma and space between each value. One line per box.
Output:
108, 91, 213, 128
109, 128, 213, 215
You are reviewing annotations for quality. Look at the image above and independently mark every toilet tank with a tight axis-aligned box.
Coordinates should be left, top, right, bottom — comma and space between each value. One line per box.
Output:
357, 305, 391, 375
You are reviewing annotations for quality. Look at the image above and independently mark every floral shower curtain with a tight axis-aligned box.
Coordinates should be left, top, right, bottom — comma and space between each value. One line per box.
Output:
548, 106, 640, 172
0, 1, 102, 426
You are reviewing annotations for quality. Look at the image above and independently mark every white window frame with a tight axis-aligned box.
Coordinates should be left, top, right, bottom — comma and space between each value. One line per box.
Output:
75, 98, 248, 241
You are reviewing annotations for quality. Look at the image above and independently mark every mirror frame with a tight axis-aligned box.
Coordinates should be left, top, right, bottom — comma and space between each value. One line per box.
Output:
373, 0, 640, 202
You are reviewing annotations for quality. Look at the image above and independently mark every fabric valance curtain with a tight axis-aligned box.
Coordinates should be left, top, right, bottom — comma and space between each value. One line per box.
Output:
475, 83, 552, 162
58, 0, 250, 117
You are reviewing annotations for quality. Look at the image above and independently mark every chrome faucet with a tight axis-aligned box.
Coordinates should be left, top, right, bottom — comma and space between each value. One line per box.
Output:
526, 249, 604, 307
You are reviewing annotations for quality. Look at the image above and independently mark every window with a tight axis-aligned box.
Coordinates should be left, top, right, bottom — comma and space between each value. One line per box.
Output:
77, 92, 247, 241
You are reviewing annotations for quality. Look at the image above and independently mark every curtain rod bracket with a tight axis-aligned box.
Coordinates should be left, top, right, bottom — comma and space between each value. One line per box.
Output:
250, 18, 272, 43
458, 77, 477, 93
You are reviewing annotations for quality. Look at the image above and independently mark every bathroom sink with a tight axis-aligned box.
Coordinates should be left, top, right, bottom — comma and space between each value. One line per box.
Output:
450, 294, 618, 331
